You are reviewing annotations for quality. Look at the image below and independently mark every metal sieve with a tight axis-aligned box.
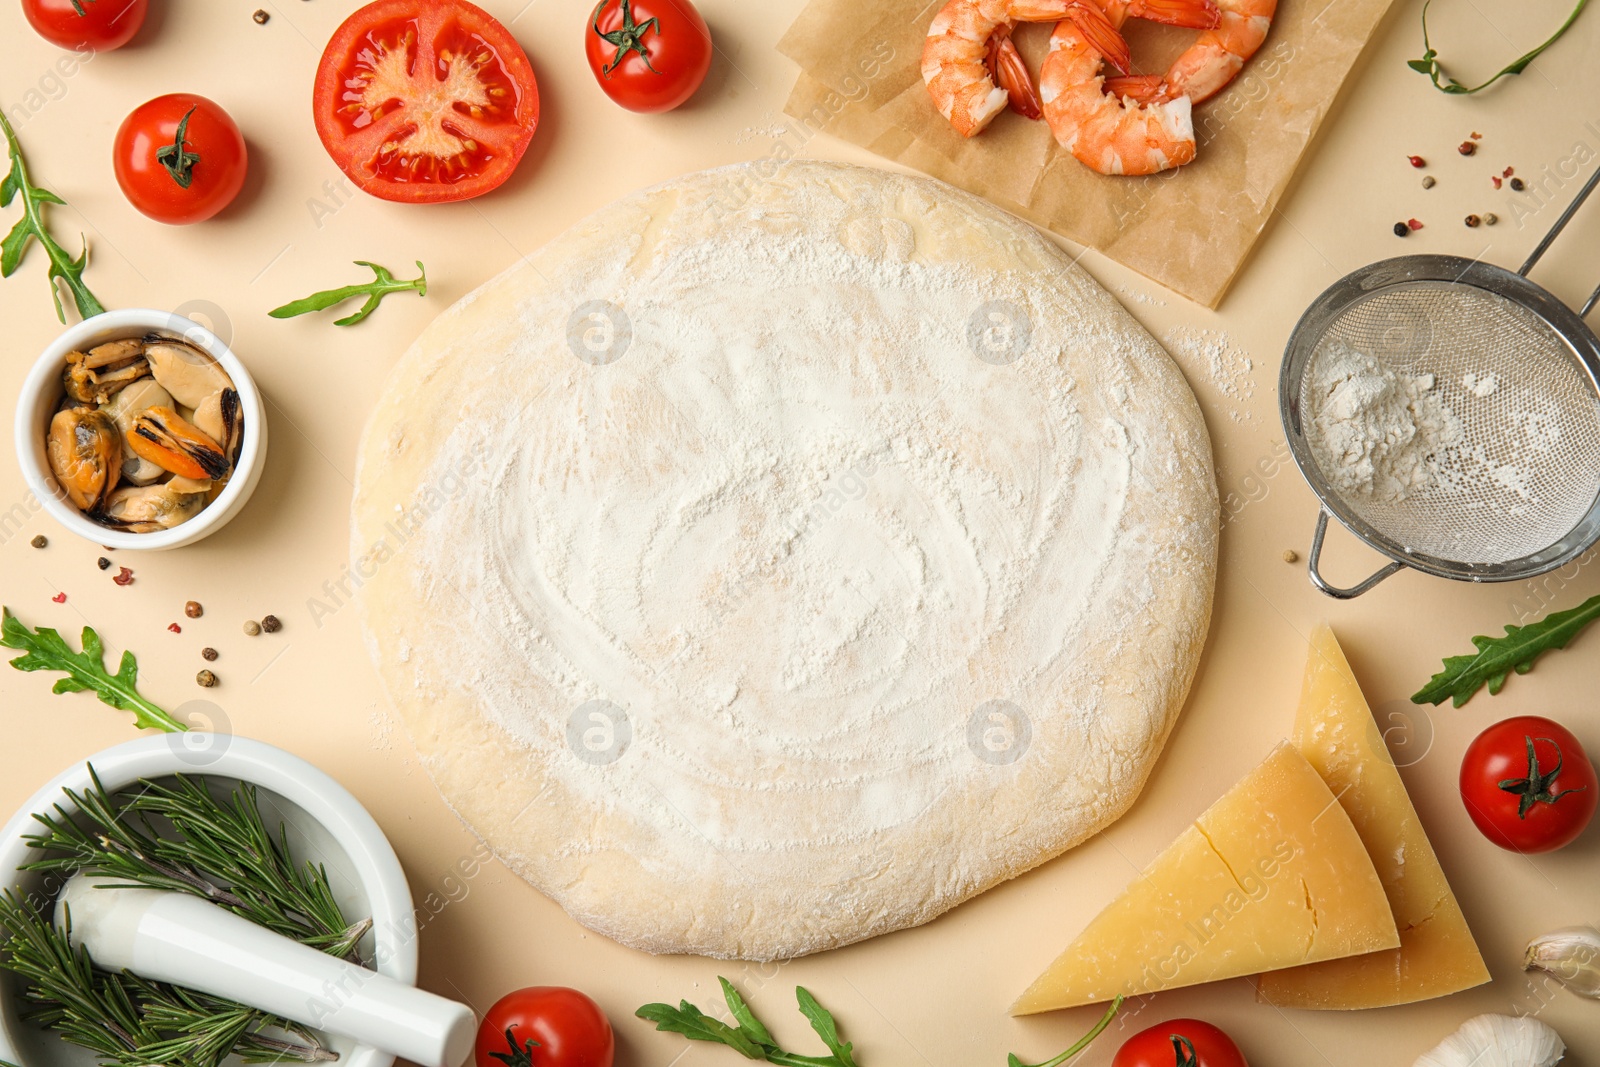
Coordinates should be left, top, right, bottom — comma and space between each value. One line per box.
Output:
1281, 167, 1600, 598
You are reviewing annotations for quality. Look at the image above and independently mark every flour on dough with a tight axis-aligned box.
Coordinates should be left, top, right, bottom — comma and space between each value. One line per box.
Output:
352, 162, 1218, 960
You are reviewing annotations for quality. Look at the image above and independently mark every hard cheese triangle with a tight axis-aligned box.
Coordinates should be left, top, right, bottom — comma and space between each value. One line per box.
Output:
1256, 624, 1489, 1009
1012, 742, 1399, 1014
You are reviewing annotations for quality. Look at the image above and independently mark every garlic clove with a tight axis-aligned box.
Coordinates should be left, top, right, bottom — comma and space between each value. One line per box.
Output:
1525, 926, 1600, 998
1414, 1014, 1564, 1067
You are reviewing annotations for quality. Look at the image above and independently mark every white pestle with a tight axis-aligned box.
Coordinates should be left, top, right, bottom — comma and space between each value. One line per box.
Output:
54, 873, 476, 1067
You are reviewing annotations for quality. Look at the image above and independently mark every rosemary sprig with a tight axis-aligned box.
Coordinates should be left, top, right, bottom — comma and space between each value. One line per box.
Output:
268, 260, 428, 326
1, 768, 371, 1067
0, 109, 105, 323
1408, 0, 1590, 94
23, 769, 370, 960
2, 607, 185, 734
0, 891, 336, 1067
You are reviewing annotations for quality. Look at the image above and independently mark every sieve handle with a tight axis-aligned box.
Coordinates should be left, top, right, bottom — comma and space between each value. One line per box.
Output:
1308, 509, 1405, 599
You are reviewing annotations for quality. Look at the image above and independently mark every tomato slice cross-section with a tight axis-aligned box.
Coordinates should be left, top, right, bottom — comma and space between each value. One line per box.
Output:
313, 0, 540, 204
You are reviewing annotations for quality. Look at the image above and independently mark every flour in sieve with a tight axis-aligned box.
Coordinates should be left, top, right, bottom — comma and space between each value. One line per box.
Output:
1308, 341, 1462, 502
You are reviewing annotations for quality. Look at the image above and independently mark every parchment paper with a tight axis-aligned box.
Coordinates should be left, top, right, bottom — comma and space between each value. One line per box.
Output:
777, 0, 1399, 306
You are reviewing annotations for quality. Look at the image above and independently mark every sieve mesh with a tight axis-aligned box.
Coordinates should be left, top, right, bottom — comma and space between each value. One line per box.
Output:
1298, 281, 1600, 566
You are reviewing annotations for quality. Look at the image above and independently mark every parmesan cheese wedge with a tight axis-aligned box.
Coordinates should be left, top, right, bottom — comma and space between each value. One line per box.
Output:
1012, 742, 1399, 1014
1256, 624, 1489, 1009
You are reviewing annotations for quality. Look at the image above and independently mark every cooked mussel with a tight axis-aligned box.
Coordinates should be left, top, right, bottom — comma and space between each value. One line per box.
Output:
193, 388, 243, 461
103, 379, 177, 486
128, 407, 230, 481
98, 482, 207, 532
47, 408, 121, 511
63, 346, 151, 405
145, 340, 234, 408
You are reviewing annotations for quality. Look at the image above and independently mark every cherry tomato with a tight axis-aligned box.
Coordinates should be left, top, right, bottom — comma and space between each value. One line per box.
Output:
113, 95, 248, 225
1113, 1019, 1247, 1067
586, 0, 712, 113
1460, 716, 1596, 853
313, 0, 540, 205
22, 0, 146, 51
474, 987, 614, 1067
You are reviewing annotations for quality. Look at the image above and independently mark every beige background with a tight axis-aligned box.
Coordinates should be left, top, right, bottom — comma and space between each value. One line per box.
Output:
2, 1, 1598, 1065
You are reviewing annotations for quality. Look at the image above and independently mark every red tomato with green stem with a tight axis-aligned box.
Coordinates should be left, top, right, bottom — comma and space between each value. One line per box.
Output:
587, 0, 712, 113
114, 95, 248, 225
1460, 716, 1596, 853
1113, 1019, 1247, 1067
474, 987, 614, 1067
22, 0, 146, 51
313, 0, 540, 204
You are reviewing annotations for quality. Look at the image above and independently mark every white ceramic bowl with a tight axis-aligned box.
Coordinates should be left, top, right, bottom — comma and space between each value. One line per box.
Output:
0, 736, 417, 1067
15, 309, 268, 550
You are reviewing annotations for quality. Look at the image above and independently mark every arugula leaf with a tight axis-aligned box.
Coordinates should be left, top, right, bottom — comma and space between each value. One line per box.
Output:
1, 607, 186, 733
1006, 997, 1122, 1067
268, 260, 428, 327
722, 977, 779, 1048
637, 980, 856, 1067
0, 110, 105, 323
796, 987, 857, 1067
1409, 0, 1590, 94
1413, 594, 1600, 707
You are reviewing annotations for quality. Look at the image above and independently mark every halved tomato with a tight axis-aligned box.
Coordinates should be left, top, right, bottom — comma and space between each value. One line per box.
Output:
312, 0, 539, 204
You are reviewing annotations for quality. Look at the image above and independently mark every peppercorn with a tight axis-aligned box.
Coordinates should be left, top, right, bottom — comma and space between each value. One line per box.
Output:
97, 556, 111, 570
252, 9, 270, 23
1407, 155, 1426, 168
185, 600, 203, 618
196, 670, 217, 688
1465, 214, 1481, 228
243, 620, 261, 636
112, 566, 134, 586
1421, 175, 1436, 189
1458, 141, 1476, 156
1484, 213, 1498, 225
261, 614, 282, 633
30, 535, 46, 549
1510, 177, 1526, 191
201, 647, 219, 661
1393, 222, 1410, 237
1283, 549, 1299, 564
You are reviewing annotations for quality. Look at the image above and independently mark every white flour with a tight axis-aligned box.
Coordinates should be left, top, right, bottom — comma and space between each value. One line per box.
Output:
1308, 342, 1462, 503
1165, 326, 1255, 423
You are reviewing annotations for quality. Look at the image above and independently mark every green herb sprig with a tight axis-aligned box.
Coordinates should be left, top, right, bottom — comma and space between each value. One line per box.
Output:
0, 891, 336, 1066
269, 260, 428, 326
638, 978, 860, 1067
0, 111, 105, 323
0, 768, 368, 1067
22, 768, 372, 960
1408, 0, 1590, 94
1413, 593, 1600, 707
2, 607, 184, 733
1007, 996, 1122, 1067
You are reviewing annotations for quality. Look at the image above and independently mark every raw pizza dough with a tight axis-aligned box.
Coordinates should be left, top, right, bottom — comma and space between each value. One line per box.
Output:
352, 161, 1218, 960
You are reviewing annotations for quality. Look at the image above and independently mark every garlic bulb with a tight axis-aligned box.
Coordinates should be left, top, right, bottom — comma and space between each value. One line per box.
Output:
1413, 1014, 1564, 1067
1526, 926, 1600, 998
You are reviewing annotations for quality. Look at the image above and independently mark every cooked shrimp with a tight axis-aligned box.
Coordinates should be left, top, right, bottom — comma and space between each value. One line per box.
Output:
923, 0, 1133, 137
1102, 0, 1277, 105
1040, 5, 1200, 175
